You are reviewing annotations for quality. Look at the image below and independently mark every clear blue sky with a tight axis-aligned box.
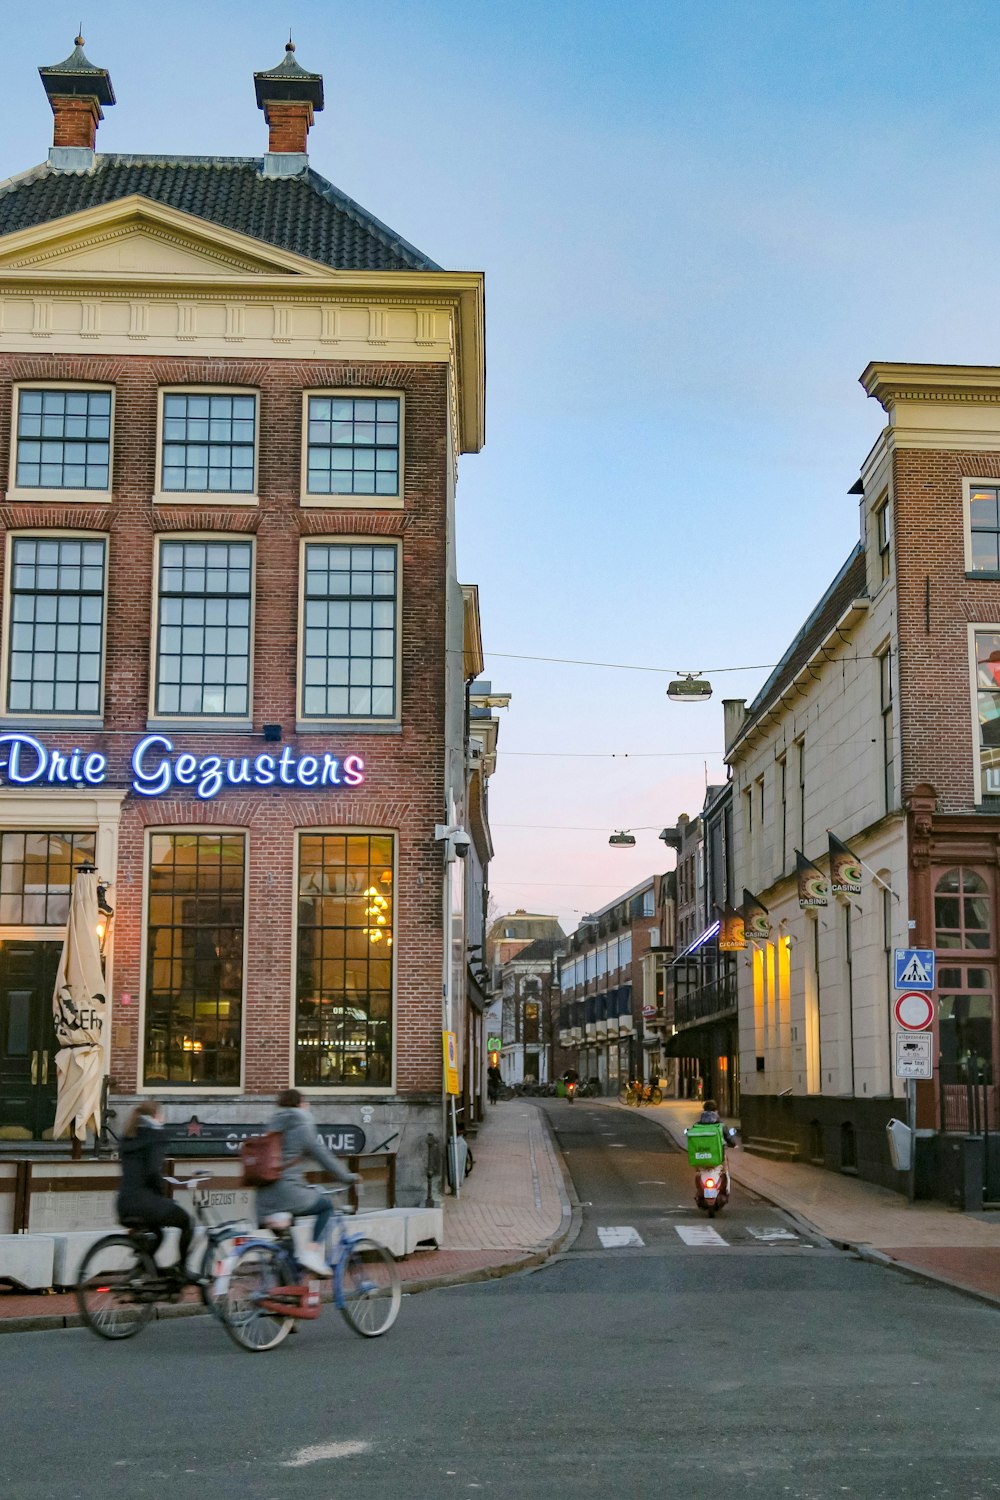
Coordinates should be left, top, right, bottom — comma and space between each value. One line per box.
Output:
6, 2, 1000, 927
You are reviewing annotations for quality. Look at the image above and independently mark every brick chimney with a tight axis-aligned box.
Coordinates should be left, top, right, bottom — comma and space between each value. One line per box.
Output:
39, 35, 115, 172
254, 41, 324, 178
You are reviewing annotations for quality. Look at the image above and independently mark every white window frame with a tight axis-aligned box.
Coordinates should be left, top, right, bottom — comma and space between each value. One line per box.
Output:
296, 535, 402, 730
874, 493, 891, 583
137, 823, 248, 1095
962, 478, 1000, 574
299, 389, 404, 509
290, 826, 398, 1095
147, 531, 256, 728
153, 386, 260, 507
7, 382, 115, 503
968, 622, 1000, 801
0, 528, 109, 724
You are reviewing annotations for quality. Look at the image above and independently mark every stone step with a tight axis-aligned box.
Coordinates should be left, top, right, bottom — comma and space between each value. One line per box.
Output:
743, 1138, 800, 1162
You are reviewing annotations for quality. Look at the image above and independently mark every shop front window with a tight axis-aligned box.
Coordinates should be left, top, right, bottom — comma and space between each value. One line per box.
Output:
0, 831, 95, 925
935, 867, 996, 1094
295, 833, 393, 1088
143, 832, 245, 1086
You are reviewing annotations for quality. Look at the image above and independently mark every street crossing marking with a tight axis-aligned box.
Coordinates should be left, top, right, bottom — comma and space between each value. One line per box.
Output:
597, 1225, 645, 1248
746, 1226, 799, 1242
675, 1225, 727, 1247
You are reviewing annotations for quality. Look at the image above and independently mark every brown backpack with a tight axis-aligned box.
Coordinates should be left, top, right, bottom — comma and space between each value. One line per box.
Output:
239, 1130, 287, 1187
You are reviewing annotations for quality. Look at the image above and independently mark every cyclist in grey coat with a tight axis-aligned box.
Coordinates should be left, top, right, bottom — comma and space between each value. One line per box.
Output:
256, 1088, 360, 1277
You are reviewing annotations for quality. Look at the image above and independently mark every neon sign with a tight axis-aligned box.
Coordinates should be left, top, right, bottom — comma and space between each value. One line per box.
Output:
0, 732, 365, 801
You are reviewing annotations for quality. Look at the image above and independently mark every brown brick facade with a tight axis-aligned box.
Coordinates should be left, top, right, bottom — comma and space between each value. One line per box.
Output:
894, 446, 1000, 812
0, 351, 451, 1102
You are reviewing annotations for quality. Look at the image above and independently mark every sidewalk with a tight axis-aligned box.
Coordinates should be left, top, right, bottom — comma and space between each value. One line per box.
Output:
0, 1102, 574, 1333
596, 1096, 1000, 1308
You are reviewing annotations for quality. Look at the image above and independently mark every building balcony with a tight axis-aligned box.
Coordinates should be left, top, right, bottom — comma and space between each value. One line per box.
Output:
673, 970, 737, 1029
618, 1014, 634, 1034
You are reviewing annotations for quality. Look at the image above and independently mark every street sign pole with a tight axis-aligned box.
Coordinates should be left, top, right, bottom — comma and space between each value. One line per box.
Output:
907, 1077, 916, 1203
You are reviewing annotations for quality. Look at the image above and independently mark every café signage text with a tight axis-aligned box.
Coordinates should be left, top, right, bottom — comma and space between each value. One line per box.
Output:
0, 732, 365, 801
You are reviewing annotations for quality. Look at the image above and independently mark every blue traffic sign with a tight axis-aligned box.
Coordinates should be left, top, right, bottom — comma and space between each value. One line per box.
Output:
894, 948, 935, 991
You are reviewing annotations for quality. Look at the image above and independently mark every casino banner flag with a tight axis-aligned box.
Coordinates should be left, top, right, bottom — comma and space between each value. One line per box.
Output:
796, 850, 829, 909
717, 903, 746, 951
828, 832, 863, 895
741, 888, 771, 941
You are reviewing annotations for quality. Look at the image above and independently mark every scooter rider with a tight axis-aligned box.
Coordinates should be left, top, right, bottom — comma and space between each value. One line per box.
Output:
698, 1098, 722, 1124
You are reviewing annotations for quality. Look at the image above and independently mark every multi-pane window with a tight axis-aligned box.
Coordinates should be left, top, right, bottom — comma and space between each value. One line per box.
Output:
8, 537, 105, 714
974, 630, 1000, 797
306, 395, 400, 497
302, 543, 397, 719
879, 648, 895, 812
875, 498, 892, 582
936, 869, 995, 1095
0, 831, 95, 925
295, 833, 394, 1088
155, 540, 251, 717
161, 393, 256, 494
144, 832, 245, 1086
15, 388, 111, 491
969, 485, 1000, 572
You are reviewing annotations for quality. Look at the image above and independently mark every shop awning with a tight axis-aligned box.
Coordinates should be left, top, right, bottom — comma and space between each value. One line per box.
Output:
663, 1019, 734, 1059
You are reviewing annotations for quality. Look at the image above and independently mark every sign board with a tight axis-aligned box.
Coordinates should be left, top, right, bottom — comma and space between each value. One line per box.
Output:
164, 1116, 367, 1157
641, 1005, 657, 1019
893, 991, 934, 1032
443, 1030, 460, 1096
895, 1032, 934, 1079
487, 1035, 502, 1052
894, 948, 935, 991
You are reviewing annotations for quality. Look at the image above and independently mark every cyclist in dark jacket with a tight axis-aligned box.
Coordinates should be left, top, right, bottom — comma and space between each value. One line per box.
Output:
117, 1100, 193, 1281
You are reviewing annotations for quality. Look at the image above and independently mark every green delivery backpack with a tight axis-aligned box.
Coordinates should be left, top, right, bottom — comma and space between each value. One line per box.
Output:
686, 1123, 725, 1169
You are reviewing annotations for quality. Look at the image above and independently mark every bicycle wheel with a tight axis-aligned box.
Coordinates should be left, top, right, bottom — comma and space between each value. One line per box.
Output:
624, 1086, 637, 1106
338, 1238, 401, 1338
76, 1234, 157, 1340
219, 1243, 295, 1352
651, 1086, 663, 1105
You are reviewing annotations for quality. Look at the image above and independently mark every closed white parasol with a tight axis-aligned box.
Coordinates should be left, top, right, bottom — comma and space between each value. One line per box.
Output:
52, 867, 108, 1143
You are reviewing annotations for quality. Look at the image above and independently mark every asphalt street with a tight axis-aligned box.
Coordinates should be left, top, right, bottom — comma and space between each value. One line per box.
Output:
3, 1101, 1000, 1500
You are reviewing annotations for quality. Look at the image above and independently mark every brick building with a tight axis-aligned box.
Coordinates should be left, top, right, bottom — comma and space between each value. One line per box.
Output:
0, 38, 486, 1202
723, 360, 1000, 1201
556, 877, 661, 1094
498, 935, 567, 1086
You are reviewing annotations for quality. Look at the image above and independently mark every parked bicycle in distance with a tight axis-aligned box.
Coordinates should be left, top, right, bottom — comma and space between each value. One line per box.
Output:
75, 1170, 249, 1340
623, 1080, 663, 1107
216, 1184, 401, 1352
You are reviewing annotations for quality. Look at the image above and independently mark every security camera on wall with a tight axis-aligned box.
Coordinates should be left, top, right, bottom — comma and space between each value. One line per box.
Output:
450, 830, 472, 859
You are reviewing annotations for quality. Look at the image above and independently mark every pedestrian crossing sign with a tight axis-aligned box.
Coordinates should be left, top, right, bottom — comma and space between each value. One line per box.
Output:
894, 948, 935, 991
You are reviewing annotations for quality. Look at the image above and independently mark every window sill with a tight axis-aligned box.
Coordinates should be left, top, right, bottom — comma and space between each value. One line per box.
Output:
966, 570, 1000, 581
5, 488, 112, 505
0, 715, 104, 731
299, 494, 403, 511
151, 494, 258, 508
145, 718, 254, 734
295, 720, 402, 736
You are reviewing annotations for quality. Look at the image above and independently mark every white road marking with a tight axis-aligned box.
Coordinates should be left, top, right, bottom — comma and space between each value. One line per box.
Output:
638, 1179, 666, 1185
597, 1225, 645, 1248
675, 1225, 727, 1247
746, 1227, 799, 1242
608, 1143, 627, 1148
281, 1441, 371, 1467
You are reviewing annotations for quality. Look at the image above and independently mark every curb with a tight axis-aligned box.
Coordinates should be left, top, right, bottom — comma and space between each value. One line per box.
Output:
593, 1097, 1000, 1310
0, 1105, 582, 1334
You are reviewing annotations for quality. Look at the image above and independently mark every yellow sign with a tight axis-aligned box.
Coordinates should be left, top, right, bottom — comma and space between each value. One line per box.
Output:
443, 1030, 460, 1096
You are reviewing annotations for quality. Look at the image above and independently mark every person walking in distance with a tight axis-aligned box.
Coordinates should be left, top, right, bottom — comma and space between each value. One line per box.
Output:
256, 1088, 360, 1278
487, 1060, 503, 1104
117, 1100, 194, 1283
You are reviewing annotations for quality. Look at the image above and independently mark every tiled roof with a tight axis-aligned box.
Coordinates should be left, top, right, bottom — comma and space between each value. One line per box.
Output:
736, 542, 868, 744
0, 155, 440, 272
507, 937, 567, 964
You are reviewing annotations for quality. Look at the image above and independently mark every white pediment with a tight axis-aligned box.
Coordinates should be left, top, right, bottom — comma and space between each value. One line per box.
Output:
0, 197, 328, 279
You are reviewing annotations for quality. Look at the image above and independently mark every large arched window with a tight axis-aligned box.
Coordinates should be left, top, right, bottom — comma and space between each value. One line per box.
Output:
935, 868, 995, 1097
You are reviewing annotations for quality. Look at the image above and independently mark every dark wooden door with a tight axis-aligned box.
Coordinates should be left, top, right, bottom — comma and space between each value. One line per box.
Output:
0, 941, 63, 1140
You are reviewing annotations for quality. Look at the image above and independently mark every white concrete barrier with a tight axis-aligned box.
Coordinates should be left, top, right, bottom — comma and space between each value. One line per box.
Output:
0, 1235, 56, 1291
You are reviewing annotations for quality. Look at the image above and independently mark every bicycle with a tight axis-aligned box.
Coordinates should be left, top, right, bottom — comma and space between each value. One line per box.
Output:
75, 1171, 250, 1340
624, 1081, 663, 1106
216, 1185, 401, 1353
